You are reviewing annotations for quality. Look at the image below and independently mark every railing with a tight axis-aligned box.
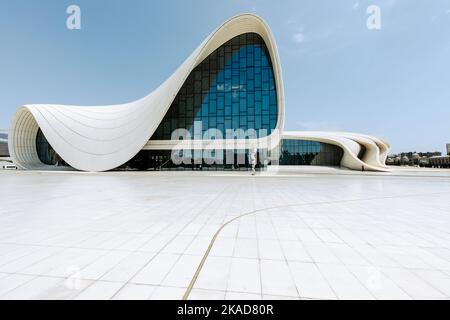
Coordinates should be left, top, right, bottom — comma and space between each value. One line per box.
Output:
157, 158, 172, 170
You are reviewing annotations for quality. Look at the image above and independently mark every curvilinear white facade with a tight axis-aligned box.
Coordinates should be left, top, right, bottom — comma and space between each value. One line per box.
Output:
281, 131, 390, 171
8, 14, 389, 172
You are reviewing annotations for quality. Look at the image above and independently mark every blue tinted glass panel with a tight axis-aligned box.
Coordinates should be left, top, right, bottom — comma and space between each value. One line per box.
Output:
279, 139, 344, 166
151, 33, 278, 140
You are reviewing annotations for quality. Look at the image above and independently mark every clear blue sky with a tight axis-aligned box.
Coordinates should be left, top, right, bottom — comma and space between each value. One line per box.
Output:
0, 0, 449, 153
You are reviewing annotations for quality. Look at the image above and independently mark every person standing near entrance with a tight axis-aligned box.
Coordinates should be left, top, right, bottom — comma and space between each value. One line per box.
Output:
250, 148, 257, 176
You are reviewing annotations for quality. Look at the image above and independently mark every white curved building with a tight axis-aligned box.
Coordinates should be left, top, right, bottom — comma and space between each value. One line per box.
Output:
8, 13, 389, 172
279, 131, 390, 172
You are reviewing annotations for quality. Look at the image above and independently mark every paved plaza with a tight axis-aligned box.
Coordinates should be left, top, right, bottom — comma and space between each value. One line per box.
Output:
0, 168, 450, 300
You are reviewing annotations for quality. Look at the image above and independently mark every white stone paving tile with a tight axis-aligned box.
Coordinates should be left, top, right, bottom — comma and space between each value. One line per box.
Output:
347, 265, 410, 300
112, 283, 156, 300
328, 243, 371, 266
258, 239, 285, 260
161, 235, 195, 254
100, 252, 155, 282
76, 232, 118, 249
188, 289, 226, 300
381, 267, 447, 299
313, 229, 344, 243
262, 294, 299, 300
0, 247, 62, 273
288, 262, 336, 300
210, 236, 236, 257
162, 254, 202, 288
237, 217, 257, 239
411, 269, 450, 297
256, 222, 278, 240
0, 274, 35, 297
303, 243, 341, 264
195, 256, 232, 291
293, 228, 322, 244
0, 245, 34, 265
78, 250, 130, 280
280, 241, 312, 262
1, 276, 65, 300
318, 264, 374, 300
138, 234, 175, 253
149, 286, 185, 300
227, 258, 261, 294
260, 259, 298, 297
131, 253, 180, 285
0, 273, 9, 280
418, 234, 450, 249
217, 224, 238, 239
96, 233, 137, 250
116, 234, 156, 251
75, 281, 123, 300
329, 229, 366, 246
225, 291, 262, 300
22, 248, 104, 277
431, 247, 450, 262
233, 238, 259, 259
377, 246, 433, 269
405, 247, 450, 271
396, 232, 435, 247
352, 244, 400, 268
185, 235, 212, 255
273, 226, 298, 241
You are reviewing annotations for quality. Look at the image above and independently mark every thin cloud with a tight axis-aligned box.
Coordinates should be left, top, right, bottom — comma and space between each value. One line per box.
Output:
292, 31, 305, 43
292, 26, 306, 44
352, 2, 360, 10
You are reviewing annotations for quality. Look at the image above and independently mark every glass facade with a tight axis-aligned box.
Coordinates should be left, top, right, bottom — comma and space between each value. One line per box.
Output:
0, 142, 8, 157
0, 132, 8, 157
36, 129, 64, 166
150, 32, 278, 140
278, 139, 343, 166
121, 149, 266, 171
122, 32, 279, 171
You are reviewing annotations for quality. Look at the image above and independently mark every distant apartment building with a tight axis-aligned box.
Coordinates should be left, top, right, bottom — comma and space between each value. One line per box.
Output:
427, 144, 450, 168
428, 155, 450, 168
400, 151, 441, 158
386, 151, 443, 167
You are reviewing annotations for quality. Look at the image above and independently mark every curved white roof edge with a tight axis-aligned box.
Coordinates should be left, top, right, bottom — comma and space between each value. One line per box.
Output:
282, 131, 391, 172
9, 13, 284, 172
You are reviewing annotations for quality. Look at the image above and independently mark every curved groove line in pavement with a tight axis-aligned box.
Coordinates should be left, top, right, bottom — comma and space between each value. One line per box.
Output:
182, 190, 450, 300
